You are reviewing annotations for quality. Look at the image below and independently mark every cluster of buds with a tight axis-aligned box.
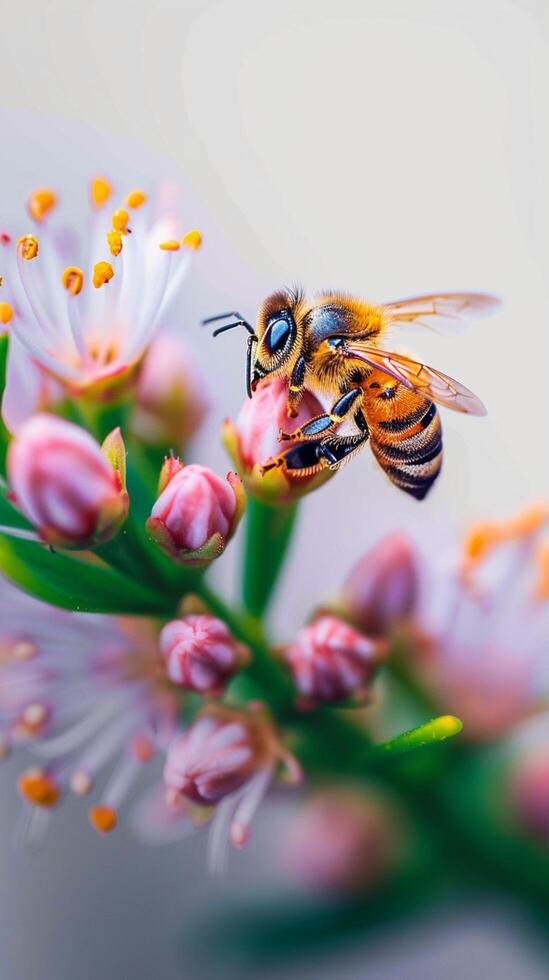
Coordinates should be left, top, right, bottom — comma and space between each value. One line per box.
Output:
7, 414, 128, 549
146, 457, 245, 566
160, 615, 250, 696
223, 377, 333, 504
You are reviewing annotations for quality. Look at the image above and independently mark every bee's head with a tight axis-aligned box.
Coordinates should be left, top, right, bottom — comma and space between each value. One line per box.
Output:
203, 287, 306, 398
252, 288, 305, 390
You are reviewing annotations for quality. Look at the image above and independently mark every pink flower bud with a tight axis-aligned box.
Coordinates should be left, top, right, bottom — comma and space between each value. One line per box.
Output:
7, 414, 128, 549
282, 787, 399, 894
164, 707, 300, 850
160, 615, 250, 696
342, 532, 421, 637
509, 752, 549, 841
133, 332, 209, 449
164, 708, 270, 806
146, 461, 245, 566
283, 614, 384, 707
222, 378, 333, 504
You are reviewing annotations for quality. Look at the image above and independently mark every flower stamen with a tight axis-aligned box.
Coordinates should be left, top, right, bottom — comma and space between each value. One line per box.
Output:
182, 230, 202, 251
89, 804, 117, 833
0, 301, 13, 324
61, 266, 84, 296
107, 229, 123, 257
126, 190, 147, 209
90, 177, 112, 209
93, 261, 115, 289
18, 767, 61, 808
27, 189, 57, 223
17, 235, 39, 260
112, 209, 129, 234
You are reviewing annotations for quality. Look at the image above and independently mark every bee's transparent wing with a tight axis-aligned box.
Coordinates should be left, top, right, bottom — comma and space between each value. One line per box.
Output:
383, 292, 500, 336
344, 344, 486, 415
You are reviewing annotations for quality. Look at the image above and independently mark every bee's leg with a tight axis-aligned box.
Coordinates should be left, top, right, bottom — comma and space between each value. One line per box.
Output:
317, 430, 370, 471
280, 388, 363, 442
259, 439, 327, 478
286, 355, 307, 418
259, 429, 369, 480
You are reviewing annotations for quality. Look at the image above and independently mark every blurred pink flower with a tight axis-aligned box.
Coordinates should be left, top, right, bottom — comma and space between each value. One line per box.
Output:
7, 414, 128, 549
410, 505, 549, 741
509, 748, 549, 842
160, 615, 250, 696
132, 332, 209, 450
0, 581, 182, 838
164, 706, 301, 871
222, 377, 334, 503
342, 532, 421, 638
283, 614, 384, 708
282, 786, 399, 894
147, 459, 245, 567
0, 180, 201, 431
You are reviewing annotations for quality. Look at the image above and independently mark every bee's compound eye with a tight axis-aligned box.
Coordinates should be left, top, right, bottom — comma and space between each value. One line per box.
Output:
266, 317, 292, 356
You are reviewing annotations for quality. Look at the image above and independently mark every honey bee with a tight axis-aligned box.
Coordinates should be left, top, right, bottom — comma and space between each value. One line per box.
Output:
204, 289, 499, 499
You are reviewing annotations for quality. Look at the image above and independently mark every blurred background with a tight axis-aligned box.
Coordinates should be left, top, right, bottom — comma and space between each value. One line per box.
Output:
1, 0, 549, 977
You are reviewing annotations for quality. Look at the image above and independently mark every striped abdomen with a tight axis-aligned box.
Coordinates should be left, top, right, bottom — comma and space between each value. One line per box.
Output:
362, 373, 443, 499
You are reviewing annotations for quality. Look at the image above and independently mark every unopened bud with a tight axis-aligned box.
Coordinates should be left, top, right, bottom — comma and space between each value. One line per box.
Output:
160, 615, 250, 696
283, 614, 384, 708
7, 415, 128, 549
342, 532, 421, 637
147, 461, 245, 567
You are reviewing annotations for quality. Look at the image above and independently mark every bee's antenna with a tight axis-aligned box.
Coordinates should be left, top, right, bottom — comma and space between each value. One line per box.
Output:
201, 311, 256, 337
201, 311, 258, 398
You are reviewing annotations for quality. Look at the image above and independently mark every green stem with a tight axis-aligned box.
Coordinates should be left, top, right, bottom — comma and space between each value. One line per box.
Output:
241, 497, 299, 618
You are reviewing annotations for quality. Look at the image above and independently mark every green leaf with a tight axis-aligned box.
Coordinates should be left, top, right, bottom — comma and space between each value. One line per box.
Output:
0, 531, 176, 615
0, 488, 34, 531
0, 334, 12, 474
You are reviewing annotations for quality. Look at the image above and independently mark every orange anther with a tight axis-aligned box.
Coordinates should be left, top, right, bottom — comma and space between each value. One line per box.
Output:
107, 229, 123, 257
462, 521, 502, 568
0, 302, 13, 324
126, 190, 147, 209
90, 177, 112, 209
112, 209, 129, 234
159, 240, 180, 251
17, 235, 39, 260
27, 189, 57, 223
61, 266, 84, 296
182, 230, 202, 251
89, 804, 117, 833
93, 261, 115, 288
18, 768, 61, 808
